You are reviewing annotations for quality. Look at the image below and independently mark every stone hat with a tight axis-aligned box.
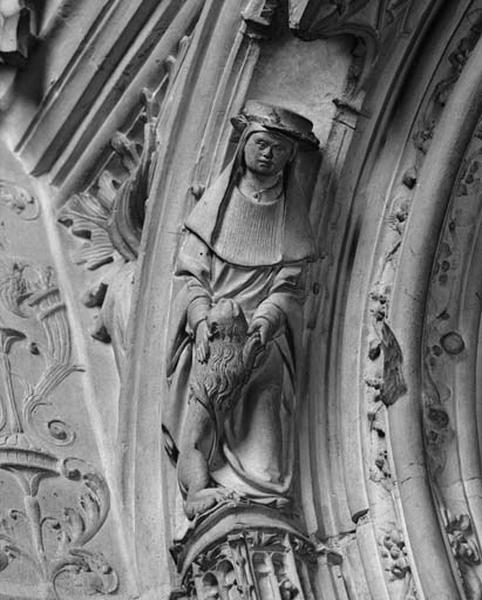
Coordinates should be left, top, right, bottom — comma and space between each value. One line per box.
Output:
231, 100, 319, 150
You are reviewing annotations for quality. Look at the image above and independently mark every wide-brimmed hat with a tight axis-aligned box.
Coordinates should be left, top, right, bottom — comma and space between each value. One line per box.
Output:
231, 100, 319, 151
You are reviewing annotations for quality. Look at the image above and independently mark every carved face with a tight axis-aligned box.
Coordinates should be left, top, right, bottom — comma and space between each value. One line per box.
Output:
243, 131, 294, 177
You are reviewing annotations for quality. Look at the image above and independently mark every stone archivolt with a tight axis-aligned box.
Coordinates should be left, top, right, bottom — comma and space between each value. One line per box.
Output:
3, 0, 482, 599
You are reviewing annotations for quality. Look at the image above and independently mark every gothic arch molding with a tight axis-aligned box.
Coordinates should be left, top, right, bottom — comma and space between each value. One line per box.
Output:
389, 35, 482, 597
333, 5, 482, 599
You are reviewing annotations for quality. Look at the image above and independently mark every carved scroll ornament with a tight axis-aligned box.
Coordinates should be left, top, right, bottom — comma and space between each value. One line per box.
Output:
0, 259, 117, 598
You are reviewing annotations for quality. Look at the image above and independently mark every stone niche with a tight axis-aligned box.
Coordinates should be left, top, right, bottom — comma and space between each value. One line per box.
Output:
2, 1, 482, 600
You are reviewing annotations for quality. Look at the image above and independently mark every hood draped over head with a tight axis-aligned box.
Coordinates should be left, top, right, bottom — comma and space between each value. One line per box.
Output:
185, 104, 320, 267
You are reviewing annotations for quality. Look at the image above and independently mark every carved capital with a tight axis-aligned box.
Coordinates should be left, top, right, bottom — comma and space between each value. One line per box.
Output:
172, 506, 317, 600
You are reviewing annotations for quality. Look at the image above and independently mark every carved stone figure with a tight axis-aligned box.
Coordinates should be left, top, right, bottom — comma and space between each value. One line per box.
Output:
166, 101, 319, 519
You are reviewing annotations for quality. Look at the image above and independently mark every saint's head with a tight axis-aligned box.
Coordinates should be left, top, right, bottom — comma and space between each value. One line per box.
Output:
185, 101, 319, 265
231, 101, 319, 186
242, 130, 295, 178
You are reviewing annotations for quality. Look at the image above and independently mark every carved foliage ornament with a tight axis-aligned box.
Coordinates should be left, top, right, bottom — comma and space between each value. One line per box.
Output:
58, 36, 192, 368
57, 90, 160, 367
0, 456, 117, 599
58, 89, 160, 271
0, 261, 80, 446
0, 259, 118, 598
58, 35, 192, 272
0, 186, 118, 599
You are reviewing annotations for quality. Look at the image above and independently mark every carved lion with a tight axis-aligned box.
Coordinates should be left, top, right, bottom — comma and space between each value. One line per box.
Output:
190, 298, 260, 414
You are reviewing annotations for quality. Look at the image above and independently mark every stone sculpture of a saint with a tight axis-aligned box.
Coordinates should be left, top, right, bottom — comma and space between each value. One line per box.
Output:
165, 101, 319, 520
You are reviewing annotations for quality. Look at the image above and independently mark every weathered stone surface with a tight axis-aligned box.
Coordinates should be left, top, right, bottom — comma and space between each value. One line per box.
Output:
2, 0, 482, 598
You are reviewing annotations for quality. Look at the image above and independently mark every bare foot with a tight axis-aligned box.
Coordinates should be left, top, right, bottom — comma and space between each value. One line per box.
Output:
184, 487, 234, 520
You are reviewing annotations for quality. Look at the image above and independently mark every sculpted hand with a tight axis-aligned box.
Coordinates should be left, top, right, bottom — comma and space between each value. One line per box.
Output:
195, 319, 211, 363
247, 317, 272, 346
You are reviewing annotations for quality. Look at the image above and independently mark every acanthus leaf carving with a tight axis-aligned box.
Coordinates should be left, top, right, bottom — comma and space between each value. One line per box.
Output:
0, 449, 117, 599
58, 36, 192, 371
378, 320, 407, 407
0, 262, 83, 448
58, 31, 192, 273
57, 89, 160, 370
56, 92, 158, 274
0, 212, 118, 597
368, 313, 407, 407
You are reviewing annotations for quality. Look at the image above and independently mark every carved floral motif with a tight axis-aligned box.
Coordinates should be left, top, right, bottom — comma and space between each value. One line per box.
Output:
0, 261, 80, 445
379, 528, 410, 580
0, 454, 117, 599
379, 528, 417, 598
0, 256, 117, 598
58, 89, 160, 271
442, 509, 482, 598
443, 510, 480, 566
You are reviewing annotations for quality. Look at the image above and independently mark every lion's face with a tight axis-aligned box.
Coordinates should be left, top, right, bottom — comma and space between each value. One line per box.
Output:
207, 299, 248, 340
